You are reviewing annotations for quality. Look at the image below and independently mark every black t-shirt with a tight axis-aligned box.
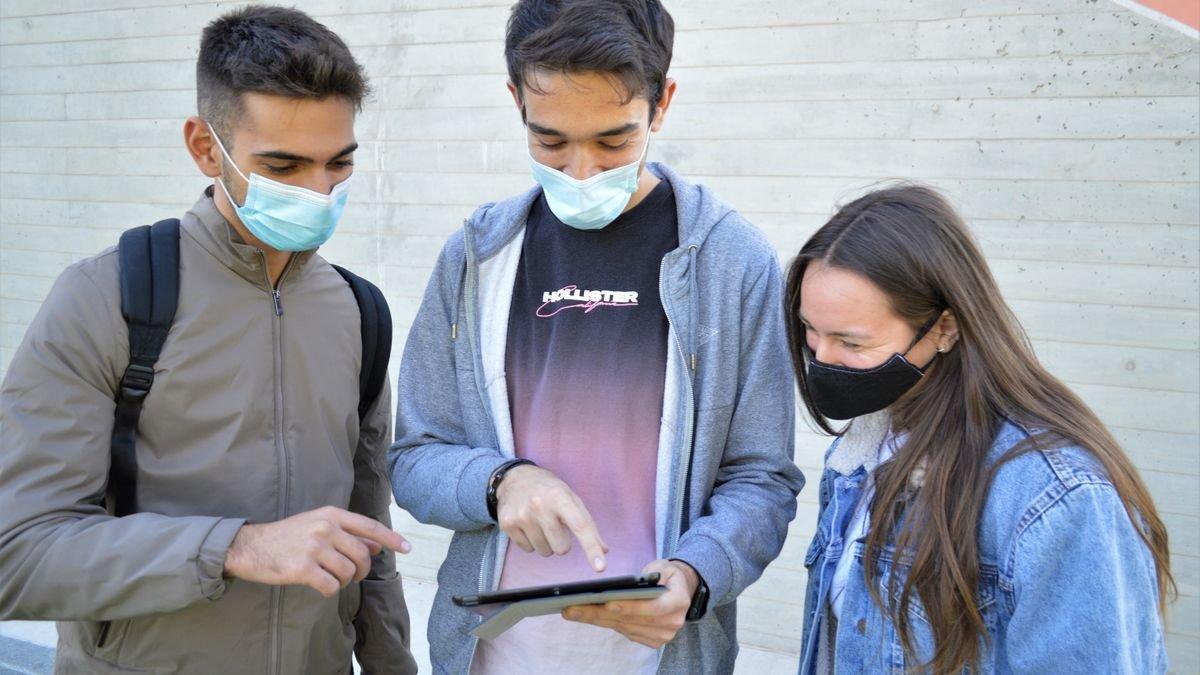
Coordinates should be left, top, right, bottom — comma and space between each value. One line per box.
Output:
501, 179, 679, 586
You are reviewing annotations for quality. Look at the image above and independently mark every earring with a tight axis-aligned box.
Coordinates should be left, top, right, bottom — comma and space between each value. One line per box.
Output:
936, 345, 945, 353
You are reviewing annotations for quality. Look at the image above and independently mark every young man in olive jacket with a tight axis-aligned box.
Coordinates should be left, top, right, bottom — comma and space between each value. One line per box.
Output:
0, 7, 416, 674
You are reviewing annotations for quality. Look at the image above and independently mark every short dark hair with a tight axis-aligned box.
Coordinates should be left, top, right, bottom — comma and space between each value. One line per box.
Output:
197, 5, 369, 142
505, 0, 674, 114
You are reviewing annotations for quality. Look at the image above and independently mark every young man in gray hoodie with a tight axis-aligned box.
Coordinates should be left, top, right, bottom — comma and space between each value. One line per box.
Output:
0, 7, 415, 674
389, 1, 806, 672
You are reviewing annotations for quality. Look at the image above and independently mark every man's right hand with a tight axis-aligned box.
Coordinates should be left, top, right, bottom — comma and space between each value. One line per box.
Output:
496, 465, 608, 572
223, 506, 411, 597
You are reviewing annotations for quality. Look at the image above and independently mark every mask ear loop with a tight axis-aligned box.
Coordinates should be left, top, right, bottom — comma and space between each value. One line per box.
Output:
206, 123, 250, 209
206, 123, 249, 183
902, 308, 946, 358
634, 129, 653, 164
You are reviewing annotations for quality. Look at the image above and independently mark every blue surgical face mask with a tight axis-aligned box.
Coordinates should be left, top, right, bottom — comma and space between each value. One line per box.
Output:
209, 124, 351, 252
529, 132, 651, 231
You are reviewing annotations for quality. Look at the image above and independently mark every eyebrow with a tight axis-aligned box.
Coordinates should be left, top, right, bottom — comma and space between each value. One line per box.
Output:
797, 314, 872, 340
527, 121, 640, 139
252, 142, 359, 164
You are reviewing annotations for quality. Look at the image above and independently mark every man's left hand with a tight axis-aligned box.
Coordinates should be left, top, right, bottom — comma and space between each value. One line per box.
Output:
562, 558, 699, 648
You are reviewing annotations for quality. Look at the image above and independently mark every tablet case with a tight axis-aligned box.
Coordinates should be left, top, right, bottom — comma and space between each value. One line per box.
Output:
470, 587, 667, 640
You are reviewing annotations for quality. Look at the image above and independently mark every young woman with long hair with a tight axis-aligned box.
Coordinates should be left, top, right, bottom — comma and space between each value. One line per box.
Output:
789, 185, 1173, 674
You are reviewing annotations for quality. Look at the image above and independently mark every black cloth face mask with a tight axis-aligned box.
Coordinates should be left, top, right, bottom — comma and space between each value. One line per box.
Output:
802, 313, 942, 421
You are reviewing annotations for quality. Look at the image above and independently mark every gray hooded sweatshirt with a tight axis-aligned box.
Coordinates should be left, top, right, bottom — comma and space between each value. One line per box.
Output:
389, 163, 806, 673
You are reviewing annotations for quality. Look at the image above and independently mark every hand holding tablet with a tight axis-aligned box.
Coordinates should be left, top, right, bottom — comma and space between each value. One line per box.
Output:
561, 559, 701, 649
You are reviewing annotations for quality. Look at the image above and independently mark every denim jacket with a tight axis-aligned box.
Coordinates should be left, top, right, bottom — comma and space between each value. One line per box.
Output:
798, 414, 1167, 674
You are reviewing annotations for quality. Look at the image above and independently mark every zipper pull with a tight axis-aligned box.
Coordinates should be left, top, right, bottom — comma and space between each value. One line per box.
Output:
272, 289, 283, 316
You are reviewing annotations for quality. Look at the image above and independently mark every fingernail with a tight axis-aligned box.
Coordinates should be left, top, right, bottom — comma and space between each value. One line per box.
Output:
399, 541, 412, 554
593, 556, 605, 571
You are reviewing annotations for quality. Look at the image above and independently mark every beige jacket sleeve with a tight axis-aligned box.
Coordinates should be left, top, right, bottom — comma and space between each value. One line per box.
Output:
0, 262, 245, 622
347, 377, 417, 675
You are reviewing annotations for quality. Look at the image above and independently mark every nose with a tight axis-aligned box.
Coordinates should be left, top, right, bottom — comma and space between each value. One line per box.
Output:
561, 149, 602, 181
809, 337, 836, 365
295, 171, 338, 195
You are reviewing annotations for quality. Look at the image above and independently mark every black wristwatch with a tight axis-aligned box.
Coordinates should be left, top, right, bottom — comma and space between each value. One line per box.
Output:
671, 559, 710, 622
486, 458, 536, 521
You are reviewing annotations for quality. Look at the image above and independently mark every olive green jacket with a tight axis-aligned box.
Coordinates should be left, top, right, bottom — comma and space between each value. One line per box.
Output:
0, 189, 416, 675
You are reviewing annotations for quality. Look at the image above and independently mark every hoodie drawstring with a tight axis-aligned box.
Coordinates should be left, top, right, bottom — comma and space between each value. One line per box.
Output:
451, 258, 466, 340
688, 244, 698, 373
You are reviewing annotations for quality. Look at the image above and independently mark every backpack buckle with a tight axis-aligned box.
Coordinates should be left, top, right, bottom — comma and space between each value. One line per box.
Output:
119, 363, 156, 402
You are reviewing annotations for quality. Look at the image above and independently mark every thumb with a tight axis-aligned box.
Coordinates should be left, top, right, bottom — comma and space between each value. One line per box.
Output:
641, 558, 675, 583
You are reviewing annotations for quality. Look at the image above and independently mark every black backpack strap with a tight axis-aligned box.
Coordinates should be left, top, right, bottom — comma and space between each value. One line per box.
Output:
110, 218, 181, 516
331, 265, 393, 421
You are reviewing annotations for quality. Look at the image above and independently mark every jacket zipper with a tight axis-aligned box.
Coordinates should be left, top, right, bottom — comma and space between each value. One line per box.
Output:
462, 221, 500, 671
461, 222, 504, 598
660, 250, 697, 557
263, 253, 299, 675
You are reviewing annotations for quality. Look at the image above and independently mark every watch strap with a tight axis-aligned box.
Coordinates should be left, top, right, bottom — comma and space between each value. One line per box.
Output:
670, 558, 710, 622
486, 458, 536, 522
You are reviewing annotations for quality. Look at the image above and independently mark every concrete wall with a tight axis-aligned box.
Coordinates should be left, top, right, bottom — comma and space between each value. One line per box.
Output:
2, 0, 1197, 671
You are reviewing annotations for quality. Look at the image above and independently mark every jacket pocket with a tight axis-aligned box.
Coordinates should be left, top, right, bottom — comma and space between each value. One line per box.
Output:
868, 551, 1001, 674
54, 623, 152, 675
876, 559, 1000, 627
57, 650, 157, 674
91, 619, 130, 660
95, 620, 112, 649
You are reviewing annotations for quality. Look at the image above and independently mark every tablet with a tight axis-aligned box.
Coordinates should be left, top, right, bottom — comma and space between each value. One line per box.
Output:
467, 586, 668, 640
452, 572, 662, 607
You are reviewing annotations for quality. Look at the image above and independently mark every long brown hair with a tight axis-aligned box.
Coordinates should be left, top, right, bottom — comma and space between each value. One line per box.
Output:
785, 184, 1174, 672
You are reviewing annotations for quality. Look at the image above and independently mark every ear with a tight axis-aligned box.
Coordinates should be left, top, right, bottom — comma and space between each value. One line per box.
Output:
506, 81, 525, 122
184, 117, 221, 179
650, 77, 677, 133
935, 309, 960, 353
